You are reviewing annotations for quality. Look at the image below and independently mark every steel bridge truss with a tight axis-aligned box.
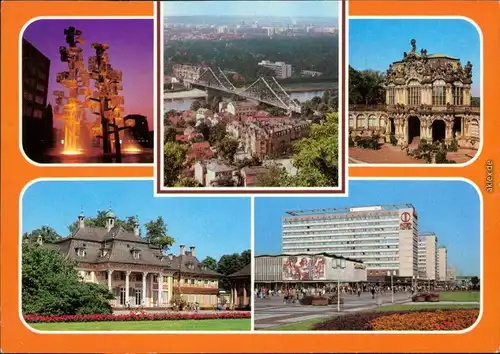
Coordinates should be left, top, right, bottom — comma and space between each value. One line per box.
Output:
193, 67, 301, 113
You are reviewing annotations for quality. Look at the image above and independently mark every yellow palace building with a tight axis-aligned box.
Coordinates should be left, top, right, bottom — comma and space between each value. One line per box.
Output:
43, 210, 222, 308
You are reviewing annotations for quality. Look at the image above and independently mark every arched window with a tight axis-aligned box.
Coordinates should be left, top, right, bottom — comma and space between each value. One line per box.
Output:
368, 116, 377, 128
432, 80, 446, 106
453, 83, 464, 106
388, 87, 395, 105
470, 119, 479, 138
357, 115, 366, 128
407, 80, 421, 106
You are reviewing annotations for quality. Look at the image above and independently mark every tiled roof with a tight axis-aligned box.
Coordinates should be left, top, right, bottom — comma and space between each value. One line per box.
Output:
227, 264, 251, 278
48, 225, 222, 278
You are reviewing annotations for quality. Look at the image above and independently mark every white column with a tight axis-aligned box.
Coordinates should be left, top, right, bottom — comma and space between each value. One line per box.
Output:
243, 284, 247, 306
125, 271, 131, 306
142, 272, 148, 306
158, 273, 163, 306
90, 271, 96, 283
107, 270, 114, 291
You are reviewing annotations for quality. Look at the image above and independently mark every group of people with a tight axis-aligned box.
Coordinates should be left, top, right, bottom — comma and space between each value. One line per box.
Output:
185, 302, 200, 312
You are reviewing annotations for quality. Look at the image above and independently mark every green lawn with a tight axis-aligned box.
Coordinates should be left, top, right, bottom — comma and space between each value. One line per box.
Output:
438, 291, 480, 302
269, 303, 480, 331
30, 319, 250, 331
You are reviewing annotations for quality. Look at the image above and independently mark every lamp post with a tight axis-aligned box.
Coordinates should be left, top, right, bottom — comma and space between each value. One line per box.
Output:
332, 258, 346, 312
387, 270, 396, 303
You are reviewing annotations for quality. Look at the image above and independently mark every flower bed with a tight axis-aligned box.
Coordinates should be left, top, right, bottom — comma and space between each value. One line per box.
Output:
313, 309, 478, 331
24, 311, 251, 323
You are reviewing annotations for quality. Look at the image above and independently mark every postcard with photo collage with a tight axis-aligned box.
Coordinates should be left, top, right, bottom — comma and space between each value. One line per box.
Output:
0, 0, 499, 353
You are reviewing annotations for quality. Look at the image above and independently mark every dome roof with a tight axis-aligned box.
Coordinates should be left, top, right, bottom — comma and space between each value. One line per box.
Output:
106, 210, 116, 218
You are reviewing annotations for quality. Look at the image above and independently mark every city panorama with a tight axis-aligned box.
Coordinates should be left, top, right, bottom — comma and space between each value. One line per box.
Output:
162, 1, 341, 188
348, 19, 480, 165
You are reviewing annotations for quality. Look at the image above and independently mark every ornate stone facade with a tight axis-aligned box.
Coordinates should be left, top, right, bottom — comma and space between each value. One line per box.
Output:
350, 39, 480, 149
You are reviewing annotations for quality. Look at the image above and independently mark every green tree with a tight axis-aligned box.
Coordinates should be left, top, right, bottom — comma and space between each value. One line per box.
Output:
208, 122, 227, 146
201, 256, 218, 271
144, 216, 175, 252
291, 112, 339, 187
164, 126, 177, 143
216, 137, 239, 163
471, 276, 480, 289
210, 95, 223, 111
236, 155, 262, 169
174, 177, 201, 187
214, 175, 237, 187
349, 66, 385, 105
217, 253, 245, 276
163, 142, 188, 187
22, 243, 113, 315
240, 249, 251, 266
23, 226, 61, 244
190, 100, 203, 111
195, 122, 210, 141
68, 211, 137, 234
256, 163, 291, 187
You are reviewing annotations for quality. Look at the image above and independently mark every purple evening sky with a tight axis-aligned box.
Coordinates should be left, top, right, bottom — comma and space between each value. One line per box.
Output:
23, 19, 154, 130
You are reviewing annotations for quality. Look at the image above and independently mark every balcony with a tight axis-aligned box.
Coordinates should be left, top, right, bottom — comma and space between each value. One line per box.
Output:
349, 104, 387, 112
385, 104, 480, 114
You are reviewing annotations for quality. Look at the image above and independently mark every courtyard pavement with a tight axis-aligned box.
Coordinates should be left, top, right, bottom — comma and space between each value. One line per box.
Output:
254, 292, 412, 330
349, 145, 476, 164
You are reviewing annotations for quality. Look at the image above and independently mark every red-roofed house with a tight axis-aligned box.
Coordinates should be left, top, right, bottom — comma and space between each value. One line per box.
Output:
176, 135, 189, 143
188, 142, 214, 162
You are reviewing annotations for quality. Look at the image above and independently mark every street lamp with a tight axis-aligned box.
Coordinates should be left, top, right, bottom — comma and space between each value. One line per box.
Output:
387, 270, 396, 303
332, 258, 346, 312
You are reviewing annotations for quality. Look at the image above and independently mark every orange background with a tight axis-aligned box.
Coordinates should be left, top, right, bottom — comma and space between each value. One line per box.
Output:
1, 0, 499, 353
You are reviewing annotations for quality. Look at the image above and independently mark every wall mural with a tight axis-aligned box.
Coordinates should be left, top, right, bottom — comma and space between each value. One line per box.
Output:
282, 255, 326, 281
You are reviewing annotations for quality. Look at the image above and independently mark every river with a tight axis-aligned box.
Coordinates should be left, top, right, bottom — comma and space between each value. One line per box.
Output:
164, 90, 329, 112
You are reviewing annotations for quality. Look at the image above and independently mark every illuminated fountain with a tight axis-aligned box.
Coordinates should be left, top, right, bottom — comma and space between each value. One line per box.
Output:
53, 26, 92, 155
88, 43, 129, 162
49, 26, 147, 163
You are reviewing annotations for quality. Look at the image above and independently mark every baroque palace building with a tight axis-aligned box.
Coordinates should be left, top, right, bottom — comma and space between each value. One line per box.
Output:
350, 39, 480, 149
44, 210, 222, 308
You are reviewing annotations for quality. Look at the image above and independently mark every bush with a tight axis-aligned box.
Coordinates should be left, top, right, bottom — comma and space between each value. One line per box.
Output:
435, 149, 448, 163
313, 309, 478, 331
170, 294, 187, 311
22, 243, 114, 316
354, 135, 381, 150
24, 311, 251, 323
448, 138, 459, 152
348, 134, 355, 147
390, 134, 398, 146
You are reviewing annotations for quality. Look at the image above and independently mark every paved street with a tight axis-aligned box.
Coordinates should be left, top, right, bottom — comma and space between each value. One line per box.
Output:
254, 292, 412, 330
349, 145, 476, 164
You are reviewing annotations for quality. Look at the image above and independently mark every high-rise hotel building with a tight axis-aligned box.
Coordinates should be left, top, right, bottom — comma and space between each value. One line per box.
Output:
282, 204, 419, 278
437, 247, 448, 281
417, 232, 438, 280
